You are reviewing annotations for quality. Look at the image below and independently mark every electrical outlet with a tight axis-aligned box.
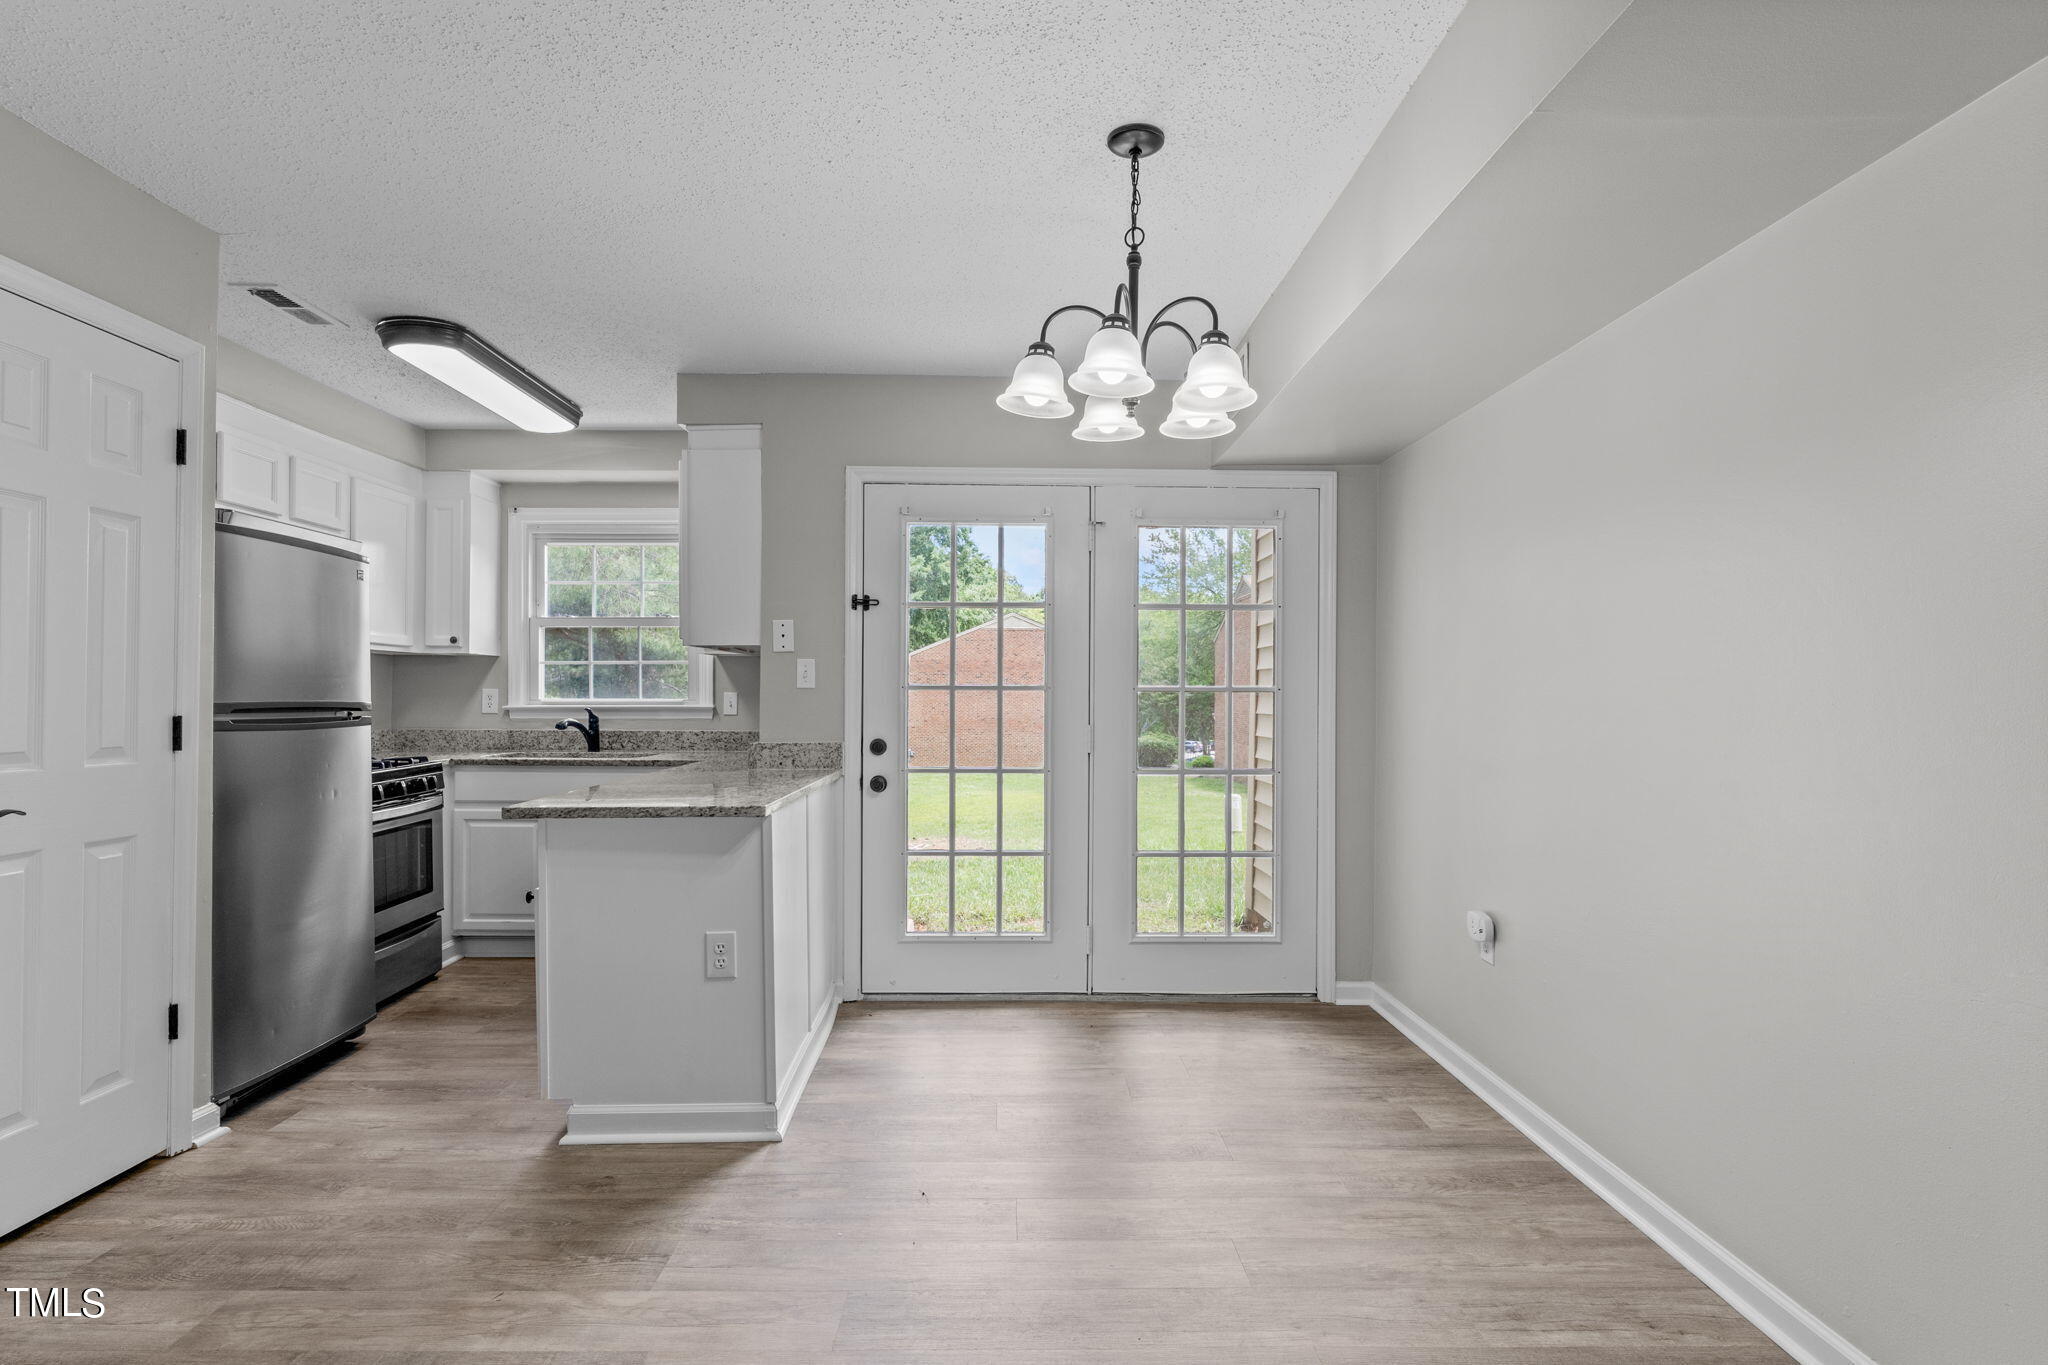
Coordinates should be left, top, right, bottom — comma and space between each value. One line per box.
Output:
1466, 911, 1496, 965
721, 690, 738, 716
795, 658, 815, 689
480, 688, 500, 715
705, 931, 737, 980
772, 619, 795, 652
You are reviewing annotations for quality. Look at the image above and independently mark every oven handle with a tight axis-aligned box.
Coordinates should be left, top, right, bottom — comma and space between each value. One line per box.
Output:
372, 797, 445, 825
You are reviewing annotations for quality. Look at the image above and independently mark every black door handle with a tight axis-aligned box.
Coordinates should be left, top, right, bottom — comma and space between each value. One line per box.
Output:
525, 889, 537, 903
869, 737, 888, 756
0, 809, 22, 819
868, 775, 888, 793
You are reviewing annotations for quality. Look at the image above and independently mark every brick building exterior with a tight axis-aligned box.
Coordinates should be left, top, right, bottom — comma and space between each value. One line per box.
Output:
907, 614, 1044, 768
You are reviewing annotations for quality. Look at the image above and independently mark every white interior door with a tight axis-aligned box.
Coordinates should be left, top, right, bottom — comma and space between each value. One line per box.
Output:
0, 286, 180, 1233
1089, 486, 1321, 993
858, 485, 1091, 992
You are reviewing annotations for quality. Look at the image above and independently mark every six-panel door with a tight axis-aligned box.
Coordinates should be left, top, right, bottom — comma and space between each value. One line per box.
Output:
0, 286, 179, 1233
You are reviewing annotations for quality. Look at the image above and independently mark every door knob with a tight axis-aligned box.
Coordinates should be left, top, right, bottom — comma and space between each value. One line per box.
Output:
525, 889, 536, 903
0, 809, 22, 818
868, 775, 888, 793
869, 738, 888, 755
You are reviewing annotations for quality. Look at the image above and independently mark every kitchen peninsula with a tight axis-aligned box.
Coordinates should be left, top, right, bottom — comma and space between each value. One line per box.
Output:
504, 760, 843, 1144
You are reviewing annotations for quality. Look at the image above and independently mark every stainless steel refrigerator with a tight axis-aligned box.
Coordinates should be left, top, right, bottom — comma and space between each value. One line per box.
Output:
212, 512, 375, 1103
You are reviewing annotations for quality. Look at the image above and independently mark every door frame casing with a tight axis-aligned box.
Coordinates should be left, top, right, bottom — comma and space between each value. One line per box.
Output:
842, 466, 1338, 1003
0, 252, 210, 1155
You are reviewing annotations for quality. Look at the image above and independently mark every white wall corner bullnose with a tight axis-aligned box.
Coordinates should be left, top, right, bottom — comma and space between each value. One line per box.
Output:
187, 1103, 230, 1149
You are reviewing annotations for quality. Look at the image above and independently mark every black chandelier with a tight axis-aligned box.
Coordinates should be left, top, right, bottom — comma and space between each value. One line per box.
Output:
997, 123, 1257, 442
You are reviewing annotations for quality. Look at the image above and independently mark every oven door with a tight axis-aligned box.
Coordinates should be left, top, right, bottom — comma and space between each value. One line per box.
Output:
371, 801, 442, 938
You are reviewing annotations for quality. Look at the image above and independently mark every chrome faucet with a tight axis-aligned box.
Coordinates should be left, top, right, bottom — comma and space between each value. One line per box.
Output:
555, 709, 602, 752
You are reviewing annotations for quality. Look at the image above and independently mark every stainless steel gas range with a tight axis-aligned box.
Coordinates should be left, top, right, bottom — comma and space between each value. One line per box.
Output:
371, 755, 445, 1004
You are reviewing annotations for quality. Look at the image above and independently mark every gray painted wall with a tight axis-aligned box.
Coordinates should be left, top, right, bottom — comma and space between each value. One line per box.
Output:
216, 338, 426, 469
1371, 59, 2047, 1363
1, 106, 224, 1110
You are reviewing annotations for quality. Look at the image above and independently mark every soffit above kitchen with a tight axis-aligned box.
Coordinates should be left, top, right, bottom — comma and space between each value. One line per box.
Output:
1219, 0, 2048, 465
0, 0, 1465, 428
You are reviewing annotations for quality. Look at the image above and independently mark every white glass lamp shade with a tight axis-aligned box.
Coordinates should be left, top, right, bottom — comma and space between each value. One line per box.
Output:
996, 351, 1074, 418
1158, 404, 1237, 440
1174, 341, 1257, 413
1072, 395, 1143, 442
1069, 323, 1154, 398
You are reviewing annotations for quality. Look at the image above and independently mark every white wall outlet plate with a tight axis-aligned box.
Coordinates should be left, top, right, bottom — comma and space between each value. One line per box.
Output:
771, 619, 795, 652
480, 687, 500, 714
705, 930, 737, 980
1466, 910, 1496, 965
795, 657, 815, 689
721, 690, 738, 716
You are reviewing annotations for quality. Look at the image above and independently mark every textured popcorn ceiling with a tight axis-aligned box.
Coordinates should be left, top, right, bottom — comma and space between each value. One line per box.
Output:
0, 1, 1464, 427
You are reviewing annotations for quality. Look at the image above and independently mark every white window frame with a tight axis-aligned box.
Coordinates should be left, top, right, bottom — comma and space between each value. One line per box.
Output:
504, 505, 712, 718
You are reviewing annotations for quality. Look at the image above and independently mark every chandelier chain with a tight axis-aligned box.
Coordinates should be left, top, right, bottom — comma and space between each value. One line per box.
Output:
1125, 151, 1144, 251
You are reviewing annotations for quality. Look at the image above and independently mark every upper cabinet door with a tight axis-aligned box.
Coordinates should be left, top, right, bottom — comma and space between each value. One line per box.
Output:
288, 454, 352, 533
678, 445, 761, 650
216, 430, 289, 517
353, 477, 420, 651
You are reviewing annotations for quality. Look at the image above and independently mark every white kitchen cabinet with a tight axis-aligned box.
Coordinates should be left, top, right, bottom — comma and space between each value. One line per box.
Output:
215, 428, 289, 517
423, 470, 502, 654
446, 764, 622, 954
288, 452, 352, 533
352, 476, 421, 650
677, 433, 761, 651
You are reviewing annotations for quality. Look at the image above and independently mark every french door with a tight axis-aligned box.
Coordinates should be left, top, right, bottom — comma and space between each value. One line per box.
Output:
857, 478, 1322, 996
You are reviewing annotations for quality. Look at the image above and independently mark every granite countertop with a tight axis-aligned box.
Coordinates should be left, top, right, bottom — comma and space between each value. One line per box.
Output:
500, 764, 842, 819
443, 751, 702, 768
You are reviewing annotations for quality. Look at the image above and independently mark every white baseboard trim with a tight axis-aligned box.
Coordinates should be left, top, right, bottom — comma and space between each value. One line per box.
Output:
188, 1102, 230, 1148
441, 948, 464, 968
560, 1101, 781, 1145
453, 935, 534, 958
1330, 979, 1377, 1005
774, 992, 840, 1136
1360, 983, 1875, 1365
559, 995, 840, 1147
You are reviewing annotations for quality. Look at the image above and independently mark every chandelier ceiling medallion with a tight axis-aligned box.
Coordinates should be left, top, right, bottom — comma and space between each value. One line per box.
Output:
997, 123, 1258, 442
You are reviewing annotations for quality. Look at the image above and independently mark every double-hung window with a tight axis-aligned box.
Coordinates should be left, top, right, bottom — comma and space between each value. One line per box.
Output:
506, 506, 711, 717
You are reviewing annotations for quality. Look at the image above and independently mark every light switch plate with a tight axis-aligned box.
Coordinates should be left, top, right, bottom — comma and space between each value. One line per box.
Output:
771, 619, 795, 652
795, 658, 815, 689
721, 690, 738, 716
480, 688, 500, 715
705, 930, 737, 980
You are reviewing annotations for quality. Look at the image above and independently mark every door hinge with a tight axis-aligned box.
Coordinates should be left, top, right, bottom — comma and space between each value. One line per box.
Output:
850, 593, 879, 611
174, 428, 188, 465
171, 715, 184, 751
167, 1003, 179, 1041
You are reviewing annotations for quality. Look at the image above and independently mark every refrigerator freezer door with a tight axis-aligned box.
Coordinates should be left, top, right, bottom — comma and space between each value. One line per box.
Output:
214, 520, 370, 710
212, 716, 374, 1100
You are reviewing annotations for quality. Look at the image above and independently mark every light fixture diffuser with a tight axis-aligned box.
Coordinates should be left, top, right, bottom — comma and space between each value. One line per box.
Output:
1159, 404, 1236, 440
376, 317, 582, 433
996, 346, 1074, 418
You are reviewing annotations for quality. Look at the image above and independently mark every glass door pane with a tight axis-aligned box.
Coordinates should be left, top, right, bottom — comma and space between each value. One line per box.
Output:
1132, 522, 1280, 937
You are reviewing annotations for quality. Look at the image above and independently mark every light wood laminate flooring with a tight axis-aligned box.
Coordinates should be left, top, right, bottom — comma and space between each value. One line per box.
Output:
0, 959, 1788, 1362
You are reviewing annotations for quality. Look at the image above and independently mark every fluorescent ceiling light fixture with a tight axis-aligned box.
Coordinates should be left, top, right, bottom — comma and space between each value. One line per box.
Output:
376, 317, 582, 433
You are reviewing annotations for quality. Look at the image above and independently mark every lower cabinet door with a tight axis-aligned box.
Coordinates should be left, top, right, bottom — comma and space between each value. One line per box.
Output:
450, 802, 540, 939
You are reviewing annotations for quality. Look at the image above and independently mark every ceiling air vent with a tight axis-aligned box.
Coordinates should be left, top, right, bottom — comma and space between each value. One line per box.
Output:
228, 282, 347, 327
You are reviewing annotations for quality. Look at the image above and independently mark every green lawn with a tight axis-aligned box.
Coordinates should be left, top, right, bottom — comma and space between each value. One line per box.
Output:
903, 772, 1264, 935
